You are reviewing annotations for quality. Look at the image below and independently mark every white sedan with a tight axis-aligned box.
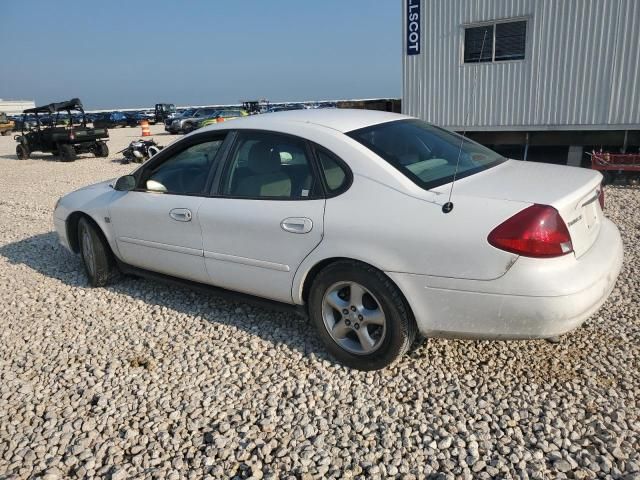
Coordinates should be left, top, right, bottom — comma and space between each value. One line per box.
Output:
53, 110, 623, 370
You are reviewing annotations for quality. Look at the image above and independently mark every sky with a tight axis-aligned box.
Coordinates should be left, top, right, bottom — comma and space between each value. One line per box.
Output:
1, 0, 401, 109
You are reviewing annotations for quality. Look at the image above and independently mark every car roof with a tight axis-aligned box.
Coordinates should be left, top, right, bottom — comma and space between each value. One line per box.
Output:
200, 108, 411, 134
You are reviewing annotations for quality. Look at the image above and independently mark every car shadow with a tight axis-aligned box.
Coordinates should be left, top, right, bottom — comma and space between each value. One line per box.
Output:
0, 231, 329, 363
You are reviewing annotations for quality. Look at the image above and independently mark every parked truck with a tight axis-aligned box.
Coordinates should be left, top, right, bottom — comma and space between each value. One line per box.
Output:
154, 103, 176, 123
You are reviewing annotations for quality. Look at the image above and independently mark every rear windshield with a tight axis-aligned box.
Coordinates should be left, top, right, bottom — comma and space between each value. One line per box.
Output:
348, 119, 505, 190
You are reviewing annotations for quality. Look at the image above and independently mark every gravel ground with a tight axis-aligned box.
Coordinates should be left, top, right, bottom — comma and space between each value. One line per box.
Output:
0, 126, 638, 479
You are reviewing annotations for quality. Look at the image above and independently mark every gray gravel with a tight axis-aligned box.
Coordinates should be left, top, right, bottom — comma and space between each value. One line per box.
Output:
0, 126, 639, 479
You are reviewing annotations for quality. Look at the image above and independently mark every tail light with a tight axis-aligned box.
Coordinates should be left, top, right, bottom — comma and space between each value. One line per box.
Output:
69, 131, 75, 140
488, 204, 573, 258
598, 187, 605, 209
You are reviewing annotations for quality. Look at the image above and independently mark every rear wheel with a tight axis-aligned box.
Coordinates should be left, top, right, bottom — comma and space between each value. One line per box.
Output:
600, 170, 612, 186
59, 143, 76, 162
182, 122, 194, 134
94, 141, 109, 158
308, 260, 417, 370
78, 217, 117, 287
16, 144, 30, 160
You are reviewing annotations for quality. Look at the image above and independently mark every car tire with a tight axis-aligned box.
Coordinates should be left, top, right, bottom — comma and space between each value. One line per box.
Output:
182, 123, 193, 134
77, 217, 117, 287
308, 260, 417, 370
59, 144, 76, 162
16, 144, 30, 160
95, 141, 109, 158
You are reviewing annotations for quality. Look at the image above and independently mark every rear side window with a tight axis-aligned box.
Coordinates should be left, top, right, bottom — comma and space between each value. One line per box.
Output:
221, 131, 318, 199
316, 148, 349, 194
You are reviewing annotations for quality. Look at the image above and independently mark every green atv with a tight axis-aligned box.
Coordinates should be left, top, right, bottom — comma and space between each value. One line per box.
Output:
15, 98, 109, 162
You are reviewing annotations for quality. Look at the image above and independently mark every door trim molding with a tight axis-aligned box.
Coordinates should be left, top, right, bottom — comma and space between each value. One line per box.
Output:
204, 250, 290, 272
119, 236, 203, 257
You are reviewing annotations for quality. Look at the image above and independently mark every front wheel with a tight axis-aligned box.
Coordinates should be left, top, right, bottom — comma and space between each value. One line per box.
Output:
78, 217, 117, 287
94, 141, 109, 158
59, 143, 76, 162
308, 261, 417, 370
16, 144, 30, 160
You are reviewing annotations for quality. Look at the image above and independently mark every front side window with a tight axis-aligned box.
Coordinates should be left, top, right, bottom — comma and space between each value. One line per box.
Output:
221, 131, 316, 199
143, 138, 224, 194
348, 120, 504, 190
464, 20, 526, 63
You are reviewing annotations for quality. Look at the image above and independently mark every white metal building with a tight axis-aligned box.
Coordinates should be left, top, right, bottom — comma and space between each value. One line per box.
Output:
402, 0, 640, 164
0, 99, 36, 115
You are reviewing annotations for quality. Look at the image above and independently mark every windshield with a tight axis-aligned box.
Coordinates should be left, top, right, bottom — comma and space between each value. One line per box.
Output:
348, 119, 505, 190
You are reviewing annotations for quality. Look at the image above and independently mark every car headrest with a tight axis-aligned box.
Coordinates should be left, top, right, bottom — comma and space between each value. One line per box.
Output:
247, 142, 281, 174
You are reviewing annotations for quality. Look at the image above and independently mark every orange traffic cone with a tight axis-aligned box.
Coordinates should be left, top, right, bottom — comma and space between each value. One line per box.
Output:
140, 120, 151, 137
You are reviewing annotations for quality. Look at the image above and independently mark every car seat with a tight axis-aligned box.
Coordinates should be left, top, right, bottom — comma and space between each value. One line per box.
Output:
235, 142, 291, 197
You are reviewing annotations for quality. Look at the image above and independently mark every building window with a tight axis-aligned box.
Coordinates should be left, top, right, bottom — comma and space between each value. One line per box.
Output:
464, 20, 526, 63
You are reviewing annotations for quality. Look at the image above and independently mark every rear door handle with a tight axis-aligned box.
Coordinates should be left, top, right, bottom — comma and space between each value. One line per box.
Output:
169, 208, 192, 222
281, 217, 313, 234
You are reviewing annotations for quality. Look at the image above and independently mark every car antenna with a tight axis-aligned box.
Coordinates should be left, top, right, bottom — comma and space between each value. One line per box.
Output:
442, 28, 488, 214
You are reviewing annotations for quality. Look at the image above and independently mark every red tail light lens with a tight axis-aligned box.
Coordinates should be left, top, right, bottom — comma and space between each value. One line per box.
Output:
488, 204, 573, 258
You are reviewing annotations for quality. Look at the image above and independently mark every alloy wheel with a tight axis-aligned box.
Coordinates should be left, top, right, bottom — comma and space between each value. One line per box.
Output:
321, 281, 386, 355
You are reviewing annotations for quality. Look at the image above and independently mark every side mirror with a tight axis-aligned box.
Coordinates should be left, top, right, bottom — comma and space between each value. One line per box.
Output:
114, 175, 136, 191
146, 179, 167, 193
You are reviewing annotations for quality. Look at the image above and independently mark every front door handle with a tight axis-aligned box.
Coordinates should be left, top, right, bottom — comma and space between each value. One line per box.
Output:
169, 208, 192, 222
281, 217, 313, 234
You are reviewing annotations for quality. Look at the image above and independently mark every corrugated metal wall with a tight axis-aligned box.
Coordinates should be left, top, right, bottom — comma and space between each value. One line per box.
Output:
403, 0, 640, 130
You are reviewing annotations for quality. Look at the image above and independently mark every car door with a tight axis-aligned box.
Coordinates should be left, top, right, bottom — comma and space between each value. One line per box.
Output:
199, 130, 325, 303
108, 132, 228, 283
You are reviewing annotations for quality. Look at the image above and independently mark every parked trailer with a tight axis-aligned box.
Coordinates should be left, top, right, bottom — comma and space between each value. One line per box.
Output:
590, 151, 640, 186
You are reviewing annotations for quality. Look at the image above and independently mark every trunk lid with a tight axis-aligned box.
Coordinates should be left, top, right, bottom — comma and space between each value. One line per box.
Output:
434, 160, 603, 258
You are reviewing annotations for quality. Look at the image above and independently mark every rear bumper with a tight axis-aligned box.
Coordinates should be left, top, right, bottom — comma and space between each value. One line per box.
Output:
388, 218, 623, 339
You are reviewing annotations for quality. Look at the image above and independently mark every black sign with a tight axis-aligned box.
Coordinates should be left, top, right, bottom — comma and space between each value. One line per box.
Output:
406, 0, 421, 55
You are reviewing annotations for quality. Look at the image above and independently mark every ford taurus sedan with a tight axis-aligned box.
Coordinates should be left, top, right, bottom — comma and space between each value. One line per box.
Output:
53, 110, 623, 370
